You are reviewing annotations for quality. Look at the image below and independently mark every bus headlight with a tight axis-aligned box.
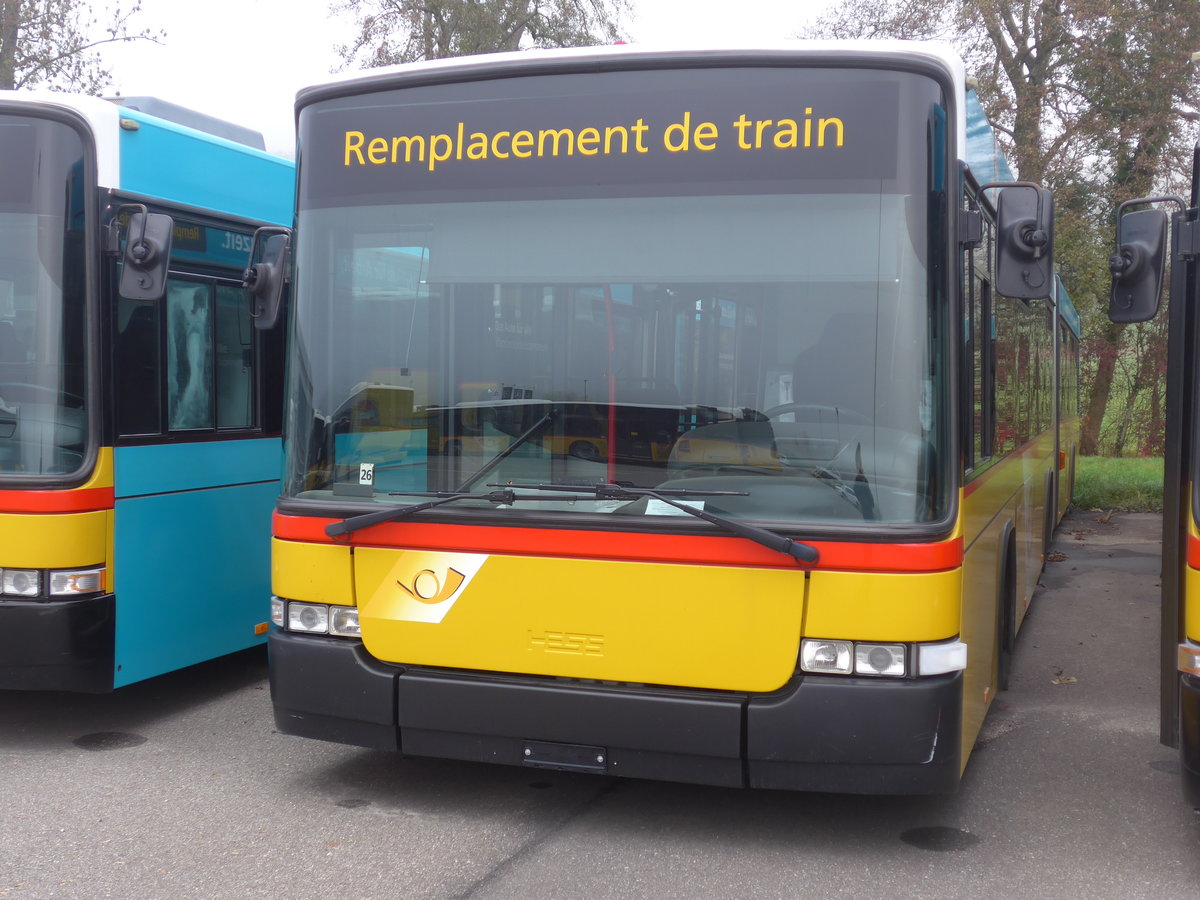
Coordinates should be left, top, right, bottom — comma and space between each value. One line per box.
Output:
275, 598, 360, 639
800, 639, 853, 674
287, 601, 329, 634
855, 643, 906, 677
1, 568, 40, 597
1180, 643, 1200, 677
49, 567, 105, 596
329, 606, 361, 637
801, 638, 967, 678
918, 640, 969, 676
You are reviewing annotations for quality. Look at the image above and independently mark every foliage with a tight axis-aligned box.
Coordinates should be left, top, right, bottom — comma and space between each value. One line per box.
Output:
0, 0, 161, 93
331, 0, 631, 68
1073, 455, 1163, 511
804, 0, 1200, 457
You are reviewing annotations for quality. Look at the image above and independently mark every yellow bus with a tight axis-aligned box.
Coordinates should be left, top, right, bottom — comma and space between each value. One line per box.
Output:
1108, 144, 1200, 809
261, 42, 1077, 793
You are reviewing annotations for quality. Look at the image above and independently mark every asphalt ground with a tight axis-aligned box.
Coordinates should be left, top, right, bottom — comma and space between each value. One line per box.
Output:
1, 509, 1197, 899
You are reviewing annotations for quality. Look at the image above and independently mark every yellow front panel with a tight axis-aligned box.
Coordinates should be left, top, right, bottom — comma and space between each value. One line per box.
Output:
804, 568, 962, 641
355, 548, 807, 692
0, 511, 109, 568
272, 538, 355, 606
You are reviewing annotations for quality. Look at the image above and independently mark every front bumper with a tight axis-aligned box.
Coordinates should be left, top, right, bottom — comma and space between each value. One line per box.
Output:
0, 593, 115, 692
1182, 673, 1200, 809
269, 631, 963, 795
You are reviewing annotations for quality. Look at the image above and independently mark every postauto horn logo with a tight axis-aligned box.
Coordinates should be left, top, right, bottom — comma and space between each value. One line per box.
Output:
378, 551, 487, 624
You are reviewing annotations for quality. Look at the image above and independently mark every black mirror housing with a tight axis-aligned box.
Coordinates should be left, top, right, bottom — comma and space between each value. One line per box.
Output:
1108, 207, 1168, 324
994, 185, 1054, 300
118, 210, 174, 302
244, 227, 291, 330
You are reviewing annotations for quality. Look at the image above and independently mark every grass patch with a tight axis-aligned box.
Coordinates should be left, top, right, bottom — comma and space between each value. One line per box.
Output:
1073, 456, 1163, 513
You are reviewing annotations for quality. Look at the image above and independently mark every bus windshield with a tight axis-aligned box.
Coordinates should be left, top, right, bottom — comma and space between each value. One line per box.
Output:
0, 114, 89, 479
287, 65, 951, 529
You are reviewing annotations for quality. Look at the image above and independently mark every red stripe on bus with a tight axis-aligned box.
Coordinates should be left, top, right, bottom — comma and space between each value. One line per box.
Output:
0, 487, 115, 513
962, 434, 1056, 499
273, 512, 963, 574
1188, 534, 1200, 570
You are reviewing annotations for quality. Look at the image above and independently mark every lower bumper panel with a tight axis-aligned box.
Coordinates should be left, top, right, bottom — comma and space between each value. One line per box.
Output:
268, 630, 964, 794
0, 593, 114, 692
1181, 674, 1200, 810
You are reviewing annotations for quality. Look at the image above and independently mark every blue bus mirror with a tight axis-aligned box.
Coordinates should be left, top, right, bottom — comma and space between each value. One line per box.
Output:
1108, 207, 1169, 324
118, 208, 173, 302
244, 226, 291, 330
993, 184, 1054, 300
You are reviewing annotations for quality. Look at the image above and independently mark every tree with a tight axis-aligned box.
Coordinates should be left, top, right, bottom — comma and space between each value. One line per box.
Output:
805, 0, 1200, 456
0, 0, 160, 93
332, 0, 631, 68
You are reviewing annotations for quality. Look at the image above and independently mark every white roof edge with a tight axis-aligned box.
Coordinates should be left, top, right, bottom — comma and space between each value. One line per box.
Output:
0, 90, 121, 187
298, 39, 967, 98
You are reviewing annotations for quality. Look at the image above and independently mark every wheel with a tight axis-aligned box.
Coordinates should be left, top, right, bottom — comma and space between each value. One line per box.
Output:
568, 440, 600, 461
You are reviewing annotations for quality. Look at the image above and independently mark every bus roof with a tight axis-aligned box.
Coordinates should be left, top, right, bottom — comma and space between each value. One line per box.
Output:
294, 41, 970, 154
0, 90, 293, 225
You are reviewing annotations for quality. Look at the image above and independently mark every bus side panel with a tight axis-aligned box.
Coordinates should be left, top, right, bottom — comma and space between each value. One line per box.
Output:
112, 439, 278, 686
959, 498, 1002, 759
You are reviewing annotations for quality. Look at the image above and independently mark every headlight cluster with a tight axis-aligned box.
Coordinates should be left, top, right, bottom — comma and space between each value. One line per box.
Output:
800, 638, 967, 678
1, 566, 105, 598
1180, 642, 1200, 677
271, 597, 360, 638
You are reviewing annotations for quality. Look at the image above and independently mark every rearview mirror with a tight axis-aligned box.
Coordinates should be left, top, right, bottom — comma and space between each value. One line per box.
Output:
118, 208, 174, 302
1108, 207, 1168, 324
244, 226, 291, 330
993, 184, 1054, 300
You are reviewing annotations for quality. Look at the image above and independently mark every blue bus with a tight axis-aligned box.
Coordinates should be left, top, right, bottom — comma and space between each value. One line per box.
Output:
0, 91, 294, 691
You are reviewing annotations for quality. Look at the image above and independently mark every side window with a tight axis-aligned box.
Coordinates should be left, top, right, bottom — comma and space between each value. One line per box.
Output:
167, 280, 214, 431
964, 208, 994, 475
115, 297, 162, 436
116, 274, 257, 439
215, 284, 254, 428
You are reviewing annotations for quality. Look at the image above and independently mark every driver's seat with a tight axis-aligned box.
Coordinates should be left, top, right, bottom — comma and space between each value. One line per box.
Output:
790, 312, 874, 418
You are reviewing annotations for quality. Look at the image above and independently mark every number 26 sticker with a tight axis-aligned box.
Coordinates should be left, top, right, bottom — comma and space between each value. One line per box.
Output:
359, 463, 375, 486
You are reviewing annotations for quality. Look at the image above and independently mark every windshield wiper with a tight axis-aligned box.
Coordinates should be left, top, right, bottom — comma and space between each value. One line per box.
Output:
326, 489, 519, 537
496, 482, 819, 565
455, 409, 556, 491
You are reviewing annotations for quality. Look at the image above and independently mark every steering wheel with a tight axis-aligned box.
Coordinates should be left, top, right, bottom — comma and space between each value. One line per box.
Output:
0, 382, 86, 407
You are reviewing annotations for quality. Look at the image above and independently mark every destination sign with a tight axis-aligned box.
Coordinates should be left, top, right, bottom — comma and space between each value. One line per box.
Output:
300, 67, 919, 207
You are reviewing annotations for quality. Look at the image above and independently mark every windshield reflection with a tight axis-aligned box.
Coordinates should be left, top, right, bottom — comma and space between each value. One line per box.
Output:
0, 115, 89, 479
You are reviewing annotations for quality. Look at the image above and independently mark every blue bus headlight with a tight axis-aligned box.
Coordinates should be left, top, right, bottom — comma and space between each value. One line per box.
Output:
49, 567, 105, 596
1, 568, 40, 597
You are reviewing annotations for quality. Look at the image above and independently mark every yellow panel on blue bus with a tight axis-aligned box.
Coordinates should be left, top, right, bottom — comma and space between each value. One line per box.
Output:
354, 548, 806, 693
272, 538, 354, 606
804, 568, 962, 642
0, 510, 109, 568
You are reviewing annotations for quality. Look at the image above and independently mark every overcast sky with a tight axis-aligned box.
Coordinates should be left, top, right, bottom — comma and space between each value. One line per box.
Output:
97, 0, 834, 156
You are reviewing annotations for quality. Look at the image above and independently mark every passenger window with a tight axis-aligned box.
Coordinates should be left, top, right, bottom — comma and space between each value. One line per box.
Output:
215, 285, 253, 428
115, 297, 162, 435
167, 281, 214, 431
